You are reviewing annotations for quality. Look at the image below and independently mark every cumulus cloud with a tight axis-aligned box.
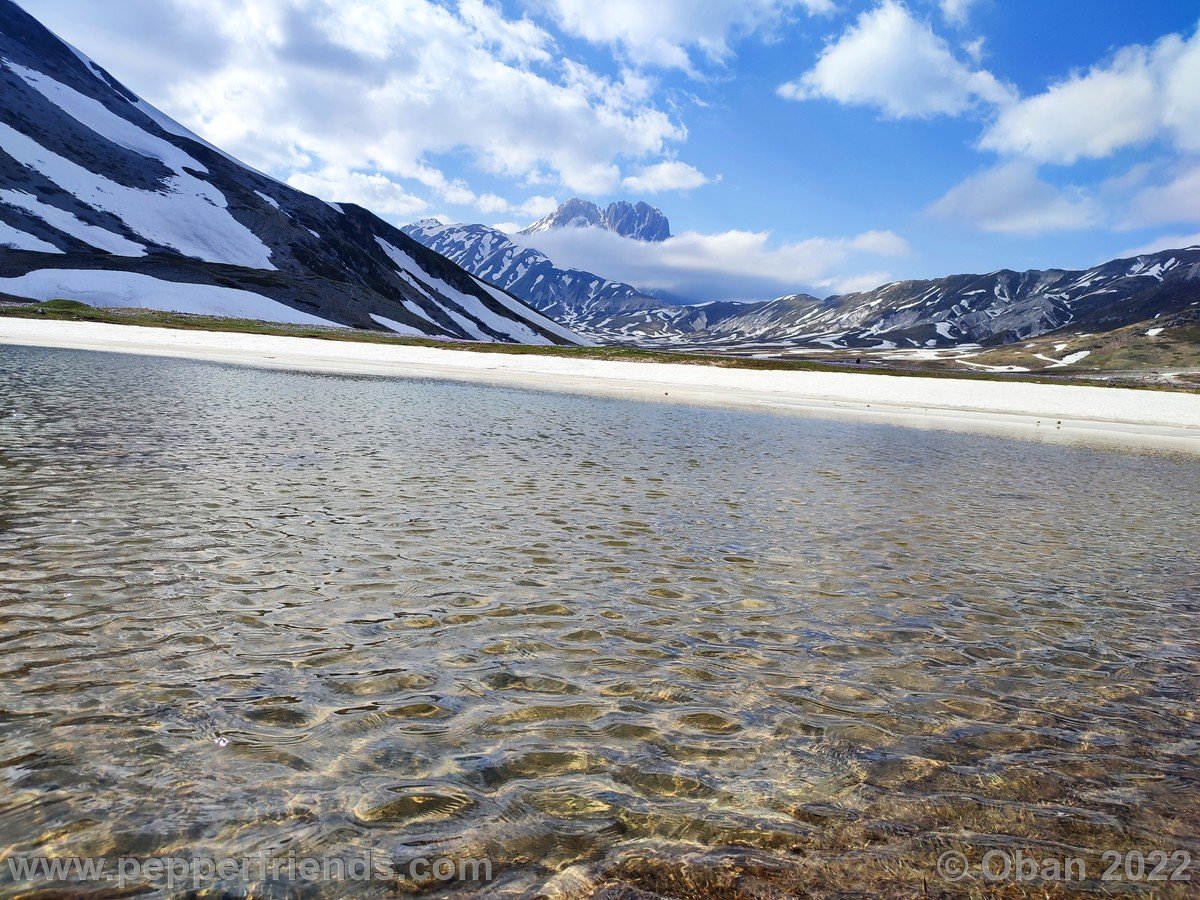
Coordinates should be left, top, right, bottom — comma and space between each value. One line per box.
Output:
939, 0, 977, 25
621, 161, 714, 193
849, 229, 911, 256
928, 162, 1102, 235
1120, 231, 1200, 257
167, 0, 687, 198
539, 0, 833, 72
25, 0, 691, 219
778, 1, 1013, 118
512, 226, 909, 302
1123, 163, 1200, 229
511, 195, 562, 219
980, 27, 1200, 163
287, 168, 428, 216
821, 271, 896, 294
981, 46, 1159, 163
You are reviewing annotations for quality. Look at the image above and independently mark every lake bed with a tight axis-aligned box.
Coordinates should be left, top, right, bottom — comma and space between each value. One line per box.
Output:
1, 345, 1197, 896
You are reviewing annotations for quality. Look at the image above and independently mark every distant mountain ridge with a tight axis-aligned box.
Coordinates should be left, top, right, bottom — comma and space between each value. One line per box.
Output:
0, 0, 580, 345
405, 215, 1200, 350
762, 251, 1200, 350
401, 219, 661, 332
521, 198, 670, 242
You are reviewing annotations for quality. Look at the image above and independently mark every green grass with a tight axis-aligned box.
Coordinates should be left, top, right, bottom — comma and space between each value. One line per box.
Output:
2, 299, 1196, 393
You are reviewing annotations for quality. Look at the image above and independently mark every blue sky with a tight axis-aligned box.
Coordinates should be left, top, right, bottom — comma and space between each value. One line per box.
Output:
21, 0, 1200, 300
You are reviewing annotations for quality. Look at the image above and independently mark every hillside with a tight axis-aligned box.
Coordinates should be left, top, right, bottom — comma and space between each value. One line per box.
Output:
0, 0, 580, 345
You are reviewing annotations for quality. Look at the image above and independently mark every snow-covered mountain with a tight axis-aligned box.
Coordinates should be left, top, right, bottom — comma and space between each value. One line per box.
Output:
406, 215, 1200, 350
402, 219, 674, 338
756, 252, 1200, 351
0, 0, 580, 345
520, 198, 670, 242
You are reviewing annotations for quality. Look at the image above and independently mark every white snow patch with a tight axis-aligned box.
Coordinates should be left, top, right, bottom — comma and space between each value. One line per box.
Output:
0, 66, 274, 269
959, 361, 1031, 372
0, 190, 146, 256
474, 278, 591, 345
1146, 327, 1164, 337
369, 313, 428, 337
0, 269, 341, 326
374, 237, 564, 345
0, 220, 62, 253
1035, 350, 1091, 369
254, 191, 281, 210
5, 60, 207, 173
402, 300, 439, 326
59, 36, 252, 175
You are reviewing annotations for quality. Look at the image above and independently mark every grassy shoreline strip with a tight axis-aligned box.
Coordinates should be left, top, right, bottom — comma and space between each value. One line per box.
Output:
2, 299, 1194, 394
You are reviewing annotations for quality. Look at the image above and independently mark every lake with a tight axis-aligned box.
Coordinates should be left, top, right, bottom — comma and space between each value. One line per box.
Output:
1, 345, 1197, 896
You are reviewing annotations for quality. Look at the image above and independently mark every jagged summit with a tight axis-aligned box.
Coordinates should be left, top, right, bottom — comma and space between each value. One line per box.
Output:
521, 198, 670, 242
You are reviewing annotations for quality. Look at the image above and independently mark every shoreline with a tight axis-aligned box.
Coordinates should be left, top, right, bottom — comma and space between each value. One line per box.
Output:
3, 318, 1200, 455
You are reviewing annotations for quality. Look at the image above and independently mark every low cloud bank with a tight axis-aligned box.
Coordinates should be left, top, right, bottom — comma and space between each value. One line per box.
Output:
509, 226, 909, 302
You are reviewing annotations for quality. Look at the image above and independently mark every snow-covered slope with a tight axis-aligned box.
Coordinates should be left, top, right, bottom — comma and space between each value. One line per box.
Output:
757, 251, 1200, 351
402, 219, 675, 339
0, 0, 580, 344
520, 198, 670, 242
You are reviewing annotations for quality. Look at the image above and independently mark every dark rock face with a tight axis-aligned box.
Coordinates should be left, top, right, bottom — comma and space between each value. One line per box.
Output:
0, 0, 579, 344
520, 198, 670, 242
601, 201, 670, 242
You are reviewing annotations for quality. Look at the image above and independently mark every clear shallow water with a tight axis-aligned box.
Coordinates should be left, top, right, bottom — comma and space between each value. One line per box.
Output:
0, 345, 1197, 897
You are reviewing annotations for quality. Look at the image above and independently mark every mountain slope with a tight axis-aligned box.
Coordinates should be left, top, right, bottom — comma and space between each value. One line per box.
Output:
402, 219, 681, 338
520, 198, 670, 242
765, 250, 1200, 350
406, 214, 1200, 351
0, 0, 580, 345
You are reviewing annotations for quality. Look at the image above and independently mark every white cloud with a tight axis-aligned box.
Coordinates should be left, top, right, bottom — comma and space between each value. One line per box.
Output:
778, 1, 1013, 118
939, 0, 977, 25
1124, 163, 1200, 229
980, 27, 1200, 163
513, 225, 908, 302
622, 161, 713, 193
1120, 231, 1200, 257
980, 47, 1159, 164
171, 1, 686, 196
30, 0, 691, 215
491, 221, 523, 234
515, 195, 561, 219
929, 162, 1102, 235
286, 168, 428, 216
457, 0, 554, 64
849, 229, 910, 256
1162, 30, 1200, 152
539, 0, 833, 72
475, 193, 512, 214
819, 271, 895, 294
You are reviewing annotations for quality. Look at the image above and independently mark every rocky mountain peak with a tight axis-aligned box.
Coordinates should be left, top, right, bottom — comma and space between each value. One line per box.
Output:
520, 198, 670, 242
602, 201, 671, 242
